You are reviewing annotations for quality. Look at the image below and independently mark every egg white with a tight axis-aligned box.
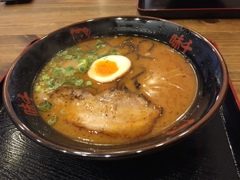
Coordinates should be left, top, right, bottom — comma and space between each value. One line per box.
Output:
87, 55, 131, 83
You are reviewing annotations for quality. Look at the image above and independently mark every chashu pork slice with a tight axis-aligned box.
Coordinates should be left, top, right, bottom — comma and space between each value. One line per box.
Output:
49, 87, 162, 138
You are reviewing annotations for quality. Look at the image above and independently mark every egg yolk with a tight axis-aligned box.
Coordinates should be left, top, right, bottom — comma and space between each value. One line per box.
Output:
94, 60, 118, 77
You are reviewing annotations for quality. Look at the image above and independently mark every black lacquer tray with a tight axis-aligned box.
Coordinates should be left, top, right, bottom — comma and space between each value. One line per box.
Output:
137, 0, 240, 18
0, 79, 240, 179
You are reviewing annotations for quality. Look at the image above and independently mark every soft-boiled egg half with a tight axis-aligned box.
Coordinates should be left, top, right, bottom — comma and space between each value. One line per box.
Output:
88, 55, 131, 83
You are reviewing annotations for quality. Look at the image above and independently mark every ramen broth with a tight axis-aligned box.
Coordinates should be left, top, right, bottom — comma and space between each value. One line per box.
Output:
33, 36, 197, 144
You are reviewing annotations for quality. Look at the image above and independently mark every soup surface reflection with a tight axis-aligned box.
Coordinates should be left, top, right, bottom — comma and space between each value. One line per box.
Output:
33, 36, 197, 145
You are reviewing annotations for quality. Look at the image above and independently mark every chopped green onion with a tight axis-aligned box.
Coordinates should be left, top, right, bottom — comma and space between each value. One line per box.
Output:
78, 59, 89, 66
37, 100, 52, 112
65, 66, 76, 76
78, 59, 89, 74
65, 54, 73, 60
109, 49, 118, 55
86, 51, 98, 60
79, 66, 86, 74
96, 40, 106, 49
66, 66, 74, 71
74, 79, 84, 86
41, 74, 50, 81
57, 50, 68, 56
47, 114, 58, 126
54, 68, 65, 76
46, 78, 64, 91
34, 85, 41, 92
85, 80, 92, 86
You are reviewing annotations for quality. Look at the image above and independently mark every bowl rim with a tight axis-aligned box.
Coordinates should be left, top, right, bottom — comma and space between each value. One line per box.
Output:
2, 15, 229, 159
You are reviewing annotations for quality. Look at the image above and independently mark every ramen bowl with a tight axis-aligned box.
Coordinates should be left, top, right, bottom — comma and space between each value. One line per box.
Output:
3, 16, 228, 160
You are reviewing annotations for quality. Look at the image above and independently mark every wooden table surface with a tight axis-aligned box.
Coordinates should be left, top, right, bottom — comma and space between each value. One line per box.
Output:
0, 0, 240, 101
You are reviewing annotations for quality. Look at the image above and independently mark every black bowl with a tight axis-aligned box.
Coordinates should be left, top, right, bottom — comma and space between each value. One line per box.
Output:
3, 16, 228, 160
